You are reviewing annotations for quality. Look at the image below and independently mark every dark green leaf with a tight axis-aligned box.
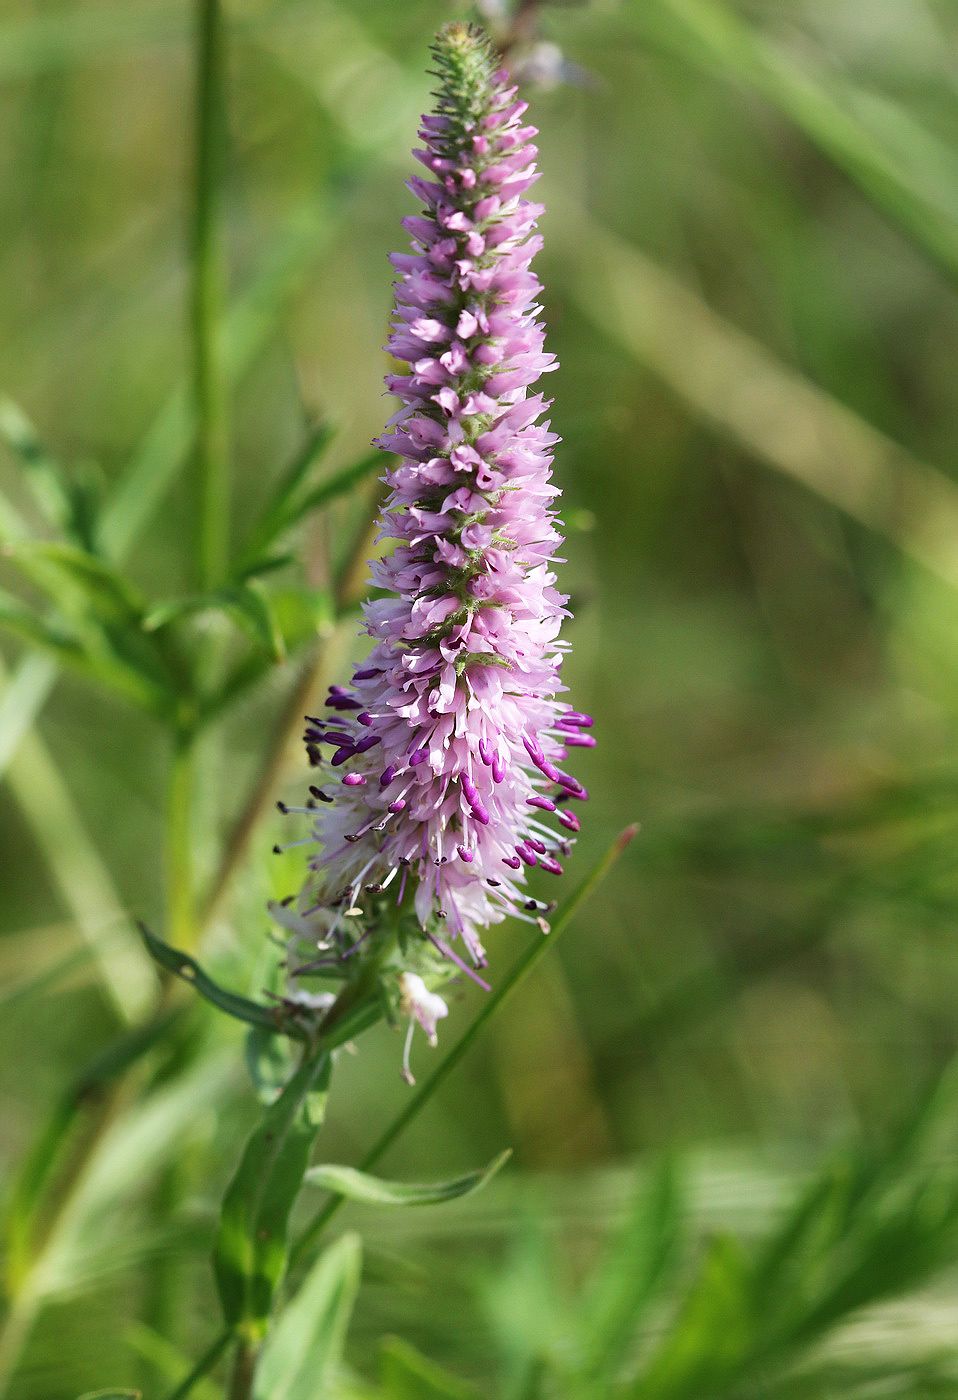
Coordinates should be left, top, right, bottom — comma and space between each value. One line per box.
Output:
303, 1149, 511, 1208
214, 1050, 332, 1334
251, 1233, 362, 1400
137, 923, 304, 1040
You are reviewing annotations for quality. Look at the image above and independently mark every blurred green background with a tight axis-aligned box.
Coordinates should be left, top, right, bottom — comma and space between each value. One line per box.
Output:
4, 0, 958, 1395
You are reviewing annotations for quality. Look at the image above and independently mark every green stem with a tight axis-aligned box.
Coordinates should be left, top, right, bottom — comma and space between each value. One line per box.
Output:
192, 0, 229, 589
227, 1337, 258, 1400
290, 826, 638, 1268
165, 1327, 231, 1400
167, 734, 197, 952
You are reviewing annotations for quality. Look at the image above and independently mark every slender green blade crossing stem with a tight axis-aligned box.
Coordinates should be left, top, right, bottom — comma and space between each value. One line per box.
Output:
290, 825, 638, 1267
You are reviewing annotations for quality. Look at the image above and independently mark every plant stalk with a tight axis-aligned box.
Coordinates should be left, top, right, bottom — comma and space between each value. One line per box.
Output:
192, 0, 229, 589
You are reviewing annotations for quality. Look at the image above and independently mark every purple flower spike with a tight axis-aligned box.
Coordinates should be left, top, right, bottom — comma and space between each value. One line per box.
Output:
280, 23, 592, 969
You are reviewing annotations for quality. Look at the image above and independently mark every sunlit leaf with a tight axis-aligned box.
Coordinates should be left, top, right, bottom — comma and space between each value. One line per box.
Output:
304, 1150, 511, 1208
252, 1233, 362, 1400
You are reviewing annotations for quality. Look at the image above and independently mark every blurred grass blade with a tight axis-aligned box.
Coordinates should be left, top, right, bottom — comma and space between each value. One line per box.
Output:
304, 1149, 512, 1208
214, 1051, 331, 1333
578, 1159, 681, 1381
252, 1233, 362, 1400
34, 1051, 235, 1297
379, 1336, 481, 1399
556, 208, 958, 590
637, 0, 958, 283
100, 208, 331, 562
0, 656, 156, 1022
291, 826, 638, 1266
631, 1235, 753, 1398
75, 1391, 142, 1399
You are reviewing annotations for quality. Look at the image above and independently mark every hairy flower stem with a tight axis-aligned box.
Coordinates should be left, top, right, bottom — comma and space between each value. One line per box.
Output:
193, 0, 230, 589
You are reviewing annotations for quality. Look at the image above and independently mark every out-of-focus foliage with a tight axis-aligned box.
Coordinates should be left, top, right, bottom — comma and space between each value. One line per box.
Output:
2, 0, 958, 1394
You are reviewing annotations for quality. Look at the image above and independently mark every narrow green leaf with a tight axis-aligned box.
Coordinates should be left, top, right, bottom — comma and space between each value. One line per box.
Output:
304, 1149, 511, 1208
145, 582, 285, 661
637, 0, 958, 284
137, 923, 304, 1040
235, 423, 334, 568
632, 1235, 753, 1397
5, 540, 145, 621
379, 1336, 481, 1400
252, 1233, 362, 1400
578, 1159, 681, 1380
214, 1051, 332, 1333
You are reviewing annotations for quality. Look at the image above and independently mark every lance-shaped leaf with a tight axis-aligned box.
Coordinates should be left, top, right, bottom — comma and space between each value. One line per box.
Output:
303, 1149, 512, 1208
137, 923, 305, 1040
252, 1233, 362, 1400
214, 1051, 332, 1335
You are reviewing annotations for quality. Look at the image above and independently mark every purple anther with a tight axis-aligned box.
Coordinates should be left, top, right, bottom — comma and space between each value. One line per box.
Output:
352, 667, 380, 680
563, 733, 596, 748
502, 855, 522, 870
491, 756, 505, 783
527, 795, 557, 812
356, 711, 374, 727
342, 773, 366, 787
457, 845, 474, 862
515, 843, 538, 867
539, 856, 564, 875
557, 809, 579, 832
533, 753, 562, 783
522, 734, 545, 764
353, 734, 382, 753
557, 710, 593, 729
379, 765, 398, 787
479, 738, 493, 765
526, 836, 547, 854
331, 746, 355, 766
461, 774, 480, 805
388, 798, 407, 813
409, 746, 430, 767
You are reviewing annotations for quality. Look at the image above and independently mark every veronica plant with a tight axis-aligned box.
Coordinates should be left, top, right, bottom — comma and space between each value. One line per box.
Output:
126, 23, 613, 1399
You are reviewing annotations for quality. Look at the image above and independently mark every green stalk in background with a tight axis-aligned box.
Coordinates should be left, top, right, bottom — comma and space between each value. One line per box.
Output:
192, 0, 229, 591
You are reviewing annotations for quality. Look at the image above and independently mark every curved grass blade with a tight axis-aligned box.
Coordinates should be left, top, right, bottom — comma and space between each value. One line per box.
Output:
304, 1149, 511, 1209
